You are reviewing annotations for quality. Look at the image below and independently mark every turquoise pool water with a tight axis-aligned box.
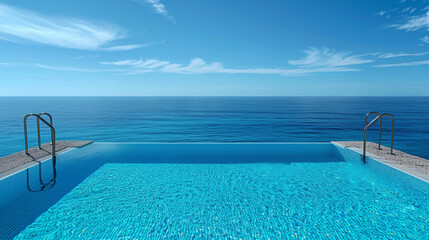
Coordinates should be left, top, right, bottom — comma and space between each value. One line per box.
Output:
1, 143, 428, 239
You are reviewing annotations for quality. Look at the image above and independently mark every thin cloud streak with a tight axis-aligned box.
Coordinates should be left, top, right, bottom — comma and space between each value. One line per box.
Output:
23, 45, 429, 74
138, 0, 175, 22
6, 60, 335, 75
288, 48, 373, 67
0, 62, 19, 66
402, 7, 416, 14
376, 11, 388, 16
382, 5, 429, 44
375, 60, 429, 67
101, 49, 367, 76
394, 10, 429, 31
0, 3, 140, 50
377, 51, 429, 58
101, 41, 164, 51
101, 45, 145, 51
35, 64, 123, 72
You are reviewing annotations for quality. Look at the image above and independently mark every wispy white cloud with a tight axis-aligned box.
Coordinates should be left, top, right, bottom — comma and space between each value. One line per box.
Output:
101, 45, 143, 51
35, 63, 122, 72
402, 7, 416, 14
101, 58, 171, 69
159, 58, 226, 74
100, 48, 370, 76
154, 58, 358, 75
166, 58, 359, 75
137, 0, 175, 22
422, 36, 429, 44
101, 40, 165, 51
377, 3, 429, 45
377, 51, 429, 58
394, 10, 429, 31
375, 60, 429, 67
73, 55, 100, 60
402, 7, 411, 13
376, 11, 388, 16
288, 48, 373, 67
0, 3, 144, 51
17, 45, 428, 73
0, 62, 20, 68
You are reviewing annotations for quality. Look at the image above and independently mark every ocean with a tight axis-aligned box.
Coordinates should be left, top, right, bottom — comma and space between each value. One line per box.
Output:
0, 97, 428, 159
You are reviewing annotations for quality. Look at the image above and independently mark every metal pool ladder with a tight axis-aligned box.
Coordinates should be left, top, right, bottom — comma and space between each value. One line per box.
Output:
24, 112, 56, 159
363, 112, 394, 162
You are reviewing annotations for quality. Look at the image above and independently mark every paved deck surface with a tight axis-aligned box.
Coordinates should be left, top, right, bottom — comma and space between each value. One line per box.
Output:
334, 141, 429, 182
0, 141, 92, 174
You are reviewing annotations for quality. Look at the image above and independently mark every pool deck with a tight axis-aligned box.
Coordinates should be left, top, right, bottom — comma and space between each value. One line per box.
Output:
333, 141, 429, 182
0, 141, 92, 175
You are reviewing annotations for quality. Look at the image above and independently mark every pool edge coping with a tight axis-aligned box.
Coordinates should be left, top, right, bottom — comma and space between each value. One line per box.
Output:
332, 141, 429, 183
0, 147, 76, 181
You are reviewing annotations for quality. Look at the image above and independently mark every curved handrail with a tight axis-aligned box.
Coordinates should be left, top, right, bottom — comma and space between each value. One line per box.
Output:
364, 111, 380, 125
24, 113, 56, 159
364, 112, 381, 150
363, 113, 394, 162
37, 112, 53, 148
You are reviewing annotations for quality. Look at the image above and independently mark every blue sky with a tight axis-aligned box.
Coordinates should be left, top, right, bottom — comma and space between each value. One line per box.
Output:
0, 0, 428, 96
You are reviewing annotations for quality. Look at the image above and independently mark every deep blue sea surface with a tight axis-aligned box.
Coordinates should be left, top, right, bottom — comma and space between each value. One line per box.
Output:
0, 97, 428, 159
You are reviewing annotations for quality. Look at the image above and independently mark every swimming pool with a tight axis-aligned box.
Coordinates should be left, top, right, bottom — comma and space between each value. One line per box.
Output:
1, 143, 428, 239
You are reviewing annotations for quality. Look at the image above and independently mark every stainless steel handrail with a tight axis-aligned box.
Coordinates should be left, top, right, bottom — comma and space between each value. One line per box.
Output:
37, 112, 53, 148
24, 113, 56, 159
364, 112, 381, 149
363, 113, 394, 162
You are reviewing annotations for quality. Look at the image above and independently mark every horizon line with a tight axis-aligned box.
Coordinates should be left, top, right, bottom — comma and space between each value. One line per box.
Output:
0, 95, 428, 98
